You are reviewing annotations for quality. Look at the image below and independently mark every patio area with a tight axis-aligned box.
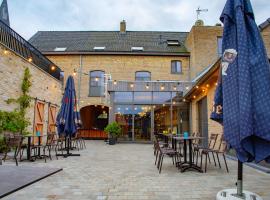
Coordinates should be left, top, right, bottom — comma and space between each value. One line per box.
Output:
2, 140, 270, 200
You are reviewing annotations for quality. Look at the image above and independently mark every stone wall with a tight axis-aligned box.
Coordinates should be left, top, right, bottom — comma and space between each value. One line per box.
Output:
261, 25, 270, 58
185, 25, 223, 80
0, 43, 62, 134
47, 54, 190, 109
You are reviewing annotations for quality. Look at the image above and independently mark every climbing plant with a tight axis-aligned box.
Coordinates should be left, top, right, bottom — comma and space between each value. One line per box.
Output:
1, 67, 32, 135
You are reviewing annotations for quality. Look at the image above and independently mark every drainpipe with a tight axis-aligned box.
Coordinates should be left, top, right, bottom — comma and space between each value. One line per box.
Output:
78, 55, 83, 107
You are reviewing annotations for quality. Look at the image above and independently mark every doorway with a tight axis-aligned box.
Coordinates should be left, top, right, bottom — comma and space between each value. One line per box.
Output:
198, 97, 208, 147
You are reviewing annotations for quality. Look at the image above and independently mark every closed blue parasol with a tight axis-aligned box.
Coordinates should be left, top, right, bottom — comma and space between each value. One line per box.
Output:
56, 76, 81, 157
211, 0, 270, 198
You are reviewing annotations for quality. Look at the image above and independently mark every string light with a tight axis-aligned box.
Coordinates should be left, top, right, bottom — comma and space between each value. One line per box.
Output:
113, 80, 117, 85
202, 89, 206, 92
130, 83, 134, 88
195, 85, 199, 89
28, 57, 33, 62
215, 82, 218, 86
146, 84, 149, 89
185, 86, 189, 90
95, 77, 99, 82
206, 84, 210, 88
183, 99, 186, 102
193, 95, 196, 99
73, 69, 77, 76
4, 50, 8, 55
51, 66, 56, 71
160, 85, 165, 90
173, 101, 176, 105
173, 85, 177, 90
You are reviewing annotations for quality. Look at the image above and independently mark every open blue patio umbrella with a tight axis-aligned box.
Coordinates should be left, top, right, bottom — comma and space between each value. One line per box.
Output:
56, 76, 81, 157
211, 0, 270, 198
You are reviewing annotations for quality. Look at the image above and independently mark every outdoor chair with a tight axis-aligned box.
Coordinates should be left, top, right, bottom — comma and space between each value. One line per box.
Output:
154, 136, 178, 173
55, 133, 65, 155
213, 134, 229, 173
41, 133, 58, 162
2, 132, 23, 166
197, 133, 219, 172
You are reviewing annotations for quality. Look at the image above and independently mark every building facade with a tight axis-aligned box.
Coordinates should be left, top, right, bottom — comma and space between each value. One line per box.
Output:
28, 20, 224, 141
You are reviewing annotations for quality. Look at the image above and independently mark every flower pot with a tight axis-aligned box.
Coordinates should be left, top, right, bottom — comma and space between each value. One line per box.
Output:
109, 137, 117, 145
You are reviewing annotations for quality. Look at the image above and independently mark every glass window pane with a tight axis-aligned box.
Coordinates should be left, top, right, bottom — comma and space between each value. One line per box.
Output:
134, 92, 152, 103
114, 92, 133, 103
153, 92, 171, 104
154, 105, 171, 134
89, 70, 105, 96
135, 71, 151, 81
171, 61, 182, 73
218, 37, 223, 56
172, 103, 189, 135
115, 105, 133, 141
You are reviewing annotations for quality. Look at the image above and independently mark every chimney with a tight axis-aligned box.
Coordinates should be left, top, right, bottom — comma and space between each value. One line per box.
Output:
120, 20, 126, 33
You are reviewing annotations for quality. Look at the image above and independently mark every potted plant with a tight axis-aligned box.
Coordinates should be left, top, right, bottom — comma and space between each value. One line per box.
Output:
104, 122, 121, 145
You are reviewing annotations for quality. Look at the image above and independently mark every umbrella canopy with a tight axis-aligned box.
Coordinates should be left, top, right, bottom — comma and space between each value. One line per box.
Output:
211, 0, 270, 163
56, 76, 81, 136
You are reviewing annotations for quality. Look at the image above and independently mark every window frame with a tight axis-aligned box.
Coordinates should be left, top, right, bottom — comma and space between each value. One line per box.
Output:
217, 37, 223, 57
171, 60, 182, 74
89, 70, 105, 97
135, 71, 151, 81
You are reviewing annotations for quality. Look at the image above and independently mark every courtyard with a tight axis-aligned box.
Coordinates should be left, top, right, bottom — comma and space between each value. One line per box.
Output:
2, 140, 270, 200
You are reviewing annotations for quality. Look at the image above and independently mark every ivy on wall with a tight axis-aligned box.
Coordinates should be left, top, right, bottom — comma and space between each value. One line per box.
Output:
0, 67, 32, 136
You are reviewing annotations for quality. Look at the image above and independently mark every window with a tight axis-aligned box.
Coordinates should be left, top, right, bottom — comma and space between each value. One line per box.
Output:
135, 71, 151, 81
114, 92, 133, 103
134, 92, 152, 103
89, 70, 105, 97
54, 47, 67, 51
131, 47, 144, 51
171, 61, 182, 74
217, 37, 223, 57
167, 40, 181, 46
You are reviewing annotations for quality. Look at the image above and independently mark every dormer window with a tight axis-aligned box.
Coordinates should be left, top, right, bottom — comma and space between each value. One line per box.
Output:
54, 47, 67, 51
93, 46, 106, 51
131, 47, 144, 51
167, 40, 180, 46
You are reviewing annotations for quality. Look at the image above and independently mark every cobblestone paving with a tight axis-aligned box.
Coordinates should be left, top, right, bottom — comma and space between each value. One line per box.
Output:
2, 141, 270, 200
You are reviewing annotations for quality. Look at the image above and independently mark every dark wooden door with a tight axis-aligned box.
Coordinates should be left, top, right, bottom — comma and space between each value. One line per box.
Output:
198, 97, 208, 147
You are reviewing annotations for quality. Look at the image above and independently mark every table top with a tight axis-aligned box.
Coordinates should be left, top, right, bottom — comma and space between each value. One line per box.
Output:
173, 136, 204, 140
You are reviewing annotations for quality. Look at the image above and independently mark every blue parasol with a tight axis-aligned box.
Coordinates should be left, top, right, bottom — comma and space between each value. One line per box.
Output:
56, 76, 81, 157
211, 0, 270, 198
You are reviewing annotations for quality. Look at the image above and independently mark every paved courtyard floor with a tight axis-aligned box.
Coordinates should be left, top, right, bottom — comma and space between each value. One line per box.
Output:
2, 140, 270, 200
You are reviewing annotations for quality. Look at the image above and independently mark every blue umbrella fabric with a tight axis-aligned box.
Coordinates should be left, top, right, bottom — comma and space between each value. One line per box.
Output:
56, 76, 81, 136
211, 0, 270, 163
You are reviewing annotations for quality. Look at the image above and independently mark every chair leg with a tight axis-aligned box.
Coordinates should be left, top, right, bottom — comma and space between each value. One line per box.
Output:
216, 153, 221, 168
212, 152, 217, 166
157, 153, 162, 169
55, 145, 58, 160
14, 147, 18, 166
205, 154, 208, 173
155, 151, 159, 165
159, 154, 164, 174
43, 147, 47, 163
208, 153, 211, 163
48, 146, 52, 160
223, 154, 229, 173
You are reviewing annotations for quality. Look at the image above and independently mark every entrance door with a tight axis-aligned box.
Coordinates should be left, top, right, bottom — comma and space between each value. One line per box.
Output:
198, 97, 208, 147
134, 105, 151, 141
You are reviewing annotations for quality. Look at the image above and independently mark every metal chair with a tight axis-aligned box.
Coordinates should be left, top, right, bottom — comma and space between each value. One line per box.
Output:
214, 134, 229, 173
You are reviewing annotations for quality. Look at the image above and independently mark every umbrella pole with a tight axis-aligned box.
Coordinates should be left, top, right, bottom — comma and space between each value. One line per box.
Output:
237, 160, 243, 197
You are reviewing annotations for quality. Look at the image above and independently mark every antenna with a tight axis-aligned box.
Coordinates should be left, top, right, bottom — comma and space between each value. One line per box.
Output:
196, 6, 208, 20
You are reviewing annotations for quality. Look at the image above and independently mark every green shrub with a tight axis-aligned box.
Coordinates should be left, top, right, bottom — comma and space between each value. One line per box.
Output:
104, 122, 121, 138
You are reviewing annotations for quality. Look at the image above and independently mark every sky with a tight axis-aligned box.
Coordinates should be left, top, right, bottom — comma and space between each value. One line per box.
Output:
5, 0, 270, 40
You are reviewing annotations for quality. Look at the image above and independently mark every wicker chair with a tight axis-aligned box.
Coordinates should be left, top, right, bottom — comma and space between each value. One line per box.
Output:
3, 132, 23, 166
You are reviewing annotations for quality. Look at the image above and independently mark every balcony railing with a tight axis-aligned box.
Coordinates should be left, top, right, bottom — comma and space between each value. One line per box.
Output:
108, 80, 193, 92
0, 20, 61, 80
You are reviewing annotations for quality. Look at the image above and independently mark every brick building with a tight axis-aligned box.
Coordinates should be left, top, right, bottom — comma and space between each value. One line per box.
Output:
28, 20, 223, 141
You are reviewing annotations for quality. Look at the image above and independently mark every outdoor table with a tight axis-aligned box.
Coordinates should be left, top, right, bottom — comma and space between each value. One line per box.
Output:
23, 135, 46, 161
173, 136, 204, 173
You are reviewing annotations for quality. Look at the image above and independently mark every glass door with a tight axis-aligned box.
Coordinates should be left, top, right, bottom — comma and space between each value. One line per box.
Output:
133, 105, 151, 141
115, 105, 133, 141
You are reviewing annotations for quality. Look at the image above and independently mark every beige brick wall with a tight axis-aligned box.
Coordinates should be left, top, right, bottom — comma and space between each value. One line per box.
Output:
47, 54, 190, 109
185, 26, 223, 79
190, 84, 223, 146
261, 25, 270, 58
0, 44, 62, 134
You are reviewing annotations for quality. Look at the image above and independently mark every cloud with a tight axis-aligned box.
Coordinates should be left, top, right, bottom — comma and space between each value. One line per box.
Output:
6, 0, 270, 39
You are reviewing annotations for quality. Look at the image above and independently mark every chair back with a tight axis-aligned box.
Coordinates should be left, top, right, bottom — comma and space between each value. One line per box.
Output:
217, 134, 227, 153
4, 133, 23, 149
208, 133, 218, 149
192, 132, 200, 145
46, 133, 55, 145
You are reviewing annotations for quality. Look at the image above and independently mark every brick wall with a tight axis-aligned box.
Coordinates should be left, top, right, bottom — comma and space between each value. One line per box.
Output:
0, 44, 62, 134
185, 25, 223, 80
47, 54, 190, 109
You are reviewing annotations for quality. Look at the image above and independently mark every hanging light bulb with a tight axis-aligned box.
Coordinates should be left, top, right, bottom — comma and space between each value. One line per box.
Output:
95, 77, 99, 82
173, 101, 176, 105
28, 57, 33, 62
113, 80, 117, 85
160, 85, 165, 90
185, 86, 189, 90
173, 85, 177, 90
206, 84, 210, 88
196, 85, 199, 89
215, 82, 218, 86
130, 83, 134, 88
183, 99, 186, 102
51, 65, 56, 71
73, 69, 77, 76
193, 95, 196, 99
146, 84, 149, 89
4, 49, 8, 55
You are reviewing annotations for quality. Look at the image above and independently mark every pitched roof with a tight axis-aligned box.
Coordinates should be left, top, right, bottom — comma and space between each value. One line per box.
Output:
259, 18, 270, 31
28, 31, 189, 55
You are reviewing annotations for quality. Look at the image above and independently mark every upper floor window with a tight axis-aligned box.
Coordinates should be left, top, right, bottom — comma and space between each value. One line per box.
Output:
135, 71, 151, 81
217, 37, 223, 57
89, 70, 105, 97
171, 60, 182, 74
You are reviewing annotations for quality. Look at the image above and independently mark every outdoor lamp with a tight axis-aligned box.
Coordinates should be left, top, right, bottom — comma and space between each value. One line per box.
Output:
51, 65, 56, 71
95, 77, 99, 82
73, 69, 77, 76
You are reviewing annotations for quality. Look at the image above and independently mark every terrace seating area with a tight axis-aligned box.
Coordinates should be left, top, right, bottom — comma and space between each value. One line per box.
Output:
1, 140, 270, 200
